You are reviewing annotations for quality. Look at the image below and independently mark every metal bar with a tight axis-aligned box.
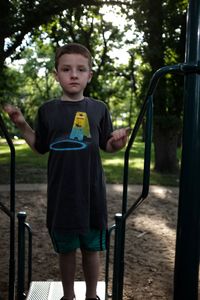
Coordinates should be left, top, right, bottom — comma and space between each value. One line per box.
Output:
105, 225, 116, 299
24, 222, 32, 288
0, 202, 13, 218
121, 62, 200, 216
122, 98, 148, 215
112, 66, 173, 300
0, 112, 16, 300
17, 212, 27, 300
112, 96, 153, 300
173, 0, 200, 299
112, 214, 123, 300
123, 95, 153, 219
121, 63, 200, 220
112, 62, 200, 300
141, 95, 153, 198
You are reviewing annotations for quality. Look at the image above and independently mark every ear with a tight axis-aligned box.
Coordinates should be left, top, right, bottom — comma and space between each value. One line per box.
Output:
53, 69, 59, 81
87, 70, 93, 83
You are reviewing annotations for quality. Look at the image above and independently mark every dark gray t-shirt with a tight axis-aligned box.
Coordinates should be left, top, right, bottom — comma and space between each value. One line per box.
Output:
34, 97, 113, 234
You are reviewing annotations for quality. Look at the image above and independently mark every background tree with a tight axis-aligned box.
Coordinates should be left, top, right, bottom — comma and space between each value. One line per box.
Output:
0, 0, 131, 101
127, 0, 187, 173
0, 0, 188, 174
33, 6, 124, 99
6, 5, 135, 128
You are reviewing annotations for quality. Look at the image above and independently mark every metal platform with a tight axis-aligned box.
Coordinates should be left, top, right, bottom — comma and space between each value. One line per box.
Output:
26, 281, 105, 300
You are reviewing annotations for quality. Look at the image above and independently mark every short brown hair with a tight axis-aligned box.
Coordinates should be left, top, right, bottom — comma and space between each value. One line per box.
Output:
55, 43, 92, 70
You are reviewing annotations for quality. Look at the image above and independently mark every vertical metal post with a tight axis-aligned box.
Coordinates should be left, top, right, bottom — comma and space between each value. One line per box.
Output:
142, 95, 153, 198
17, 212, 27, 300
0, 113, 16, 300
9, 129, 15, 300
24, 223, 32, 288
173, 0, 200, 299
112, 213, 123, 300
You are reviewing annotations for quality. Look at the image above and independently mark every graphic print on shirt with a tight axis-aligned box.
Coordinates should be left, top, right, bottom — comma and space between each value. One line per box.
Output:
70, 112, 91, 141
50, 111, 91, 151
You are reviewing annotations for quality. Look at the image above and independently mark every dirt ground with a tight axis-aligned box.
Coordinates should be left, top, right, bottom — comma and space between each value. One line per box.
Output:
0, 184, 180, 300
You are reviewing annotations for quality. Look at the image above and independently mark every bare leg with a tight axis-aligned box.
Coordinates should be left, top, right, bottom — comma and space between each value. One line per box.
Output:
59, 251, 76, 299
81, 249, 100, 298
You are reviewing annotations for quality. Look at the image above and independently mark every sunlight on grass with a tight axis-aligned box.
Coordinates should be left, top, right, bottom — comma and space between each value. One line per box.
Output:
0, 139, 48, 167
0, 138, 180, 186
0, 147, 10, 154
103, 158, 124, 166
103, 157, 146, 169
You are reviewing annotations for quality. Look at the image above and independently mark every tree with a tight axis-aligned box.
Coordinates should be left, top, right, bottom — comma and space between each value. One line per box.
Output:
32, 5, 125, 99
20, 45, 59, 126
128, 0, 187, 173
0, 0, 130, 68
4, 5, 132, 128
0, 0, 132, 105
1, 0, 187, 174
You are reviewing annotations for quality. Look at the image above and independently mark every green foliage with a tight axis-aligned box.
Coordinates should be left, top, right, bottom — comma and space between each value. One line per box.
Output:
2, 5, 137, 130
32, 5, 125, 101
0, 139, 180, 186
0, 0, 188, 174
0, 67, 25, 106
129, 0, 187, 112
19, 46, 60, 125
2, 1, 131, 61
125, 0, 188, 173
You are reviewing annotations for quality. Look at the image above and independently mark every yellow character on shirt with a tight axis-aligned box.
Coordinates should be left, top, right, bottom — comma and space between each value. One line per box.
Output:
69, 112, 91, 141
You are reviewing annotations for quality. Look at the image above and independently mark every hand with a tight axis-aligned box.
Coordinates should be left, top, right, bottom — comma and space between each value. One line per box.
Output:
4, 104, 37, 151
3, 104, 25, 126
107, 127, 130, 152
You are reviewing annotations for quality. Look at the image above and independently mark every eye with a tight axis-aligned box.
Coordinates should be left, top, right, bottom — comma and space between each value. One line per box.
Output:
63, 67, 70, 72
78, 67, 87, 72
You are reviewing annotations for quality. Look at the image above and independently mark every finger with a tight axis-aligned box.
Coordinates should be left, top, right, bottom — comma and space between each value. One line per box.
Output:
125, 127, 131, 135
3, 104, 15, 113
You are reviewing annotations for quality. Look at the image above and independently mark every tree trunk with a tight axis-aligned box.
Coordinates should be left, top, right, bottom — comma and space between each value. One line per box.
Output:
153, 123, 179, 173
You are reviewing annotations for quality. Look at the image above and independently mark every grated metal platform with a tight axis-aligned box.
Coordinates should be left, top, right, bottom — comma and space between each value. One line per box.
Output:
26, 281, 105, 300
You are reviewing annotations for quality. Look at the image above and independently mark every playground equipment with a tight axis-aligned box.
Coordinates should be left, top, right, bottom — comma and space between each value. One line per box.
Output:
0, 0, 200, 298
0, 113, 15, 300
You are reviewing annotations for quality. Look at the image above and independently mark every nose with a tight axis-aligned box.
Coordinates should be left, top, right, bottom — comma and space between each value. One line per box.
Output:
70, 68, 78, 78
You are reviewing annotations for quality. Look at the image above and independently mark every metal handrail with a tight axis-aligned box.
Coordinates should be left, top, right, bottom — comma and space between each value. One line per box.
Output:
17, 212, 32, 300
105, 224, 116, 298
0, 112, 16, 300
0, 113, 33, 300
122, 63, 200, 218
108, 63, 200, 300
25, 223, 32, 287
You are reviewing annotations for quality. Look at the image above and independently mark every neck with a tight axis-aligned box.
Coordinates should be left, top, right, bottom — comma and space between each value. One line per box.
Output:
61, 93, 84, 101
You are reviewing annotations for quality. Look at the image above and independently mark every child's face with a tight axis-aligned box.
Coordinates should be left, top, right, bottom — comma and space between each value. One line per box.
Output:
54, 53, 93, 100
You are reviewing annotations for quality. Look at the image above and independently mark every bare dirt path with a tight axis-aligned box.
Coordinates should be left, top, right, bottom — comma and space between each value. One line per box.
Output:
0, 184, 179, 299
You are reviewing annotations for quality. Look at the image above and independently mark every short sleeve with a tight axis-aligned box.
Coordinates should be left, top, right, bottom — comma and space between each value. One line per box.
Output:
34, 106, 49, 154
99, 104, 113, 151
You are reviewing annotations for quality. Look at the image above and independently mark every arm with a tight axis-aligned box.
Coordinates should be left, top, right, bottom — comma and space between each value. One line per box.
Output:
106, 127, 130, 153
4, 104, 38, 153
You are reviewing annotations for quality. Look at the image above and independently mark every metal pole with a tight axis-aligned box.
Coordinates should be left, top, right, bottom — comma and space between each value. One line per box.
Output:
173, 0, 200, 299
0, 113, 16, 300
112, 213, 123, 300
17, 212, 27, 300
9, 127, 16, 300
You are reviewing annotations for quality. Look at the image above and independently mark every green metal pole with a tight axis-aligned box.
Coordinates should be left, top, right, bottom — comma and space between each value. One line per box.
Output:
112, 213, 123, 300
173, 0, 200, 299
17, 212, 27, 300
0, 113, 16, 300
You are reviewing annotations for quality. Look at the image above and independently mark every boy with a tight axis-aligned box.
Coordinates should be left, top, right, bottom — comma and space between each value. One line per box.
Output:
4, 43, 129, 300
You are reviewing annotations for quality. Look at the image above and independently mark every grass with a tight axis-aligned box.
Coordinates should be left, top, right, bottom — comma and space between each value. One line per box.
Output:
0, 138, 180, 186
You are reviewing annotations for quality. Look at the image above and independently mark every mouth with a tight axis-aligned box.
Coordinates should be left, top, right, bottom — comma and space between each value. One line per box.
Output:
69, 82, 79, 86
